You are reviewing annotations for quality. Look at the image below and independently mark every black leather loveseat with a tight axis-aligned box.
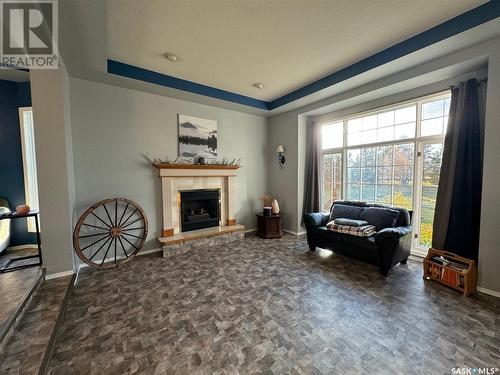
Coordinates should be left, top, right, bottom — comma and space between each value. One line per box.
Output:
303, 200, 412, 276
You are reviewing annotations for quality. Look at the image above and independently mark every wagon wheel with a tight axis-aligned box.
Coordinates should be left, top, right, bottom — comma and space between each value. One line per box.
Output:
73, 198, 148, 269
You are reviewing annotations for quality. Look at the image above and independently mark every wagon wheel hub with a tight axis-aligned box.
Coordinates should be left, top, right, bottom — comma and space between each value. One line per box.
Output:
110, 226, 123, 237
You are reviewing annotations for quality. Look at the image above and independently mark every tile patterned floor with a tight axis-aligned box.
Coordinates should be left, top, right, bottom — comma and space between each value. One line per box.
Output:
0, 275, 72, 374
0, 266, 41, 325
48, 234, 499, 374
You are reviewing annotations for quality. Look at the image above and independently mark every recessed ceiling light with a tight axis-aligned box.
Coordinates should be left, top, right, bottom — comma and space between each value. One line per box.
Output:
253, 82, 264, 89
163, 52, 180, 62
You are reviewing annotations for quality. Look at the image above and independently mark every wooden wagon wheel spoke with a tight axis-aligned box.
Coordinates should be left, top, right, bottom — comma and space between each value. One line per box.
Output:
121, 208, 138, 227
122, 217, 142, 229
80, 233, 110, 252
114, 200, 118, 228
73, 198, 148, 269
102, 203, 115, 227
117, 236, 129, 258
88, 236, 113, 261
99, 236, 115, 266
122, 226, 144, 231
122, 232, 144, 240
79, 232, 109, 239
82, 223, 109, 231
121, 235, 139, 250
117, 202, 129, 226
90, 211, 112, 229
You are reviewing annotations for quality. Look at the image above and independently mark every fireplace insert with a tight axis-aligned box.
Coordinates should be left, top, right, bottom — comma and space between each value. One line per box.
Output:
180, 189, 220, 232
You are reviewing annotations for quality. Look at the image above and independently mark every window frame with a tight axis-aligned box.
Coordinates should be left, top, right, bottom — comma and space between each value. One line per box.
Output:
18, 107, 40, 233
319, 91, 450, 253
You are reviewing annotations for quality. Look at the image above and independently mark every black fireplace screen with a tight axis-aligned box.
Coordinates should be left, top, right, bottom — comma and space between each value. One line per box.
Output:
180, 189, 220, 232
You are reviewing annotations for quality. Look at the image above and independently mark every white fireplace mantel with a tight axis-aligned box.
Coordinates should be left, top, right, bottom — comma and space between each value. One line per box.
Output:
155, 164, 239, 237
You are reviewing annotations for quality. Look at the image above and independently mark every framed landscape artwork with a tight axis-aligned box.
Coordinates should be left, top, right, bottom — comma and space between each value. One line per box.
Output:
178, 114, 218, 158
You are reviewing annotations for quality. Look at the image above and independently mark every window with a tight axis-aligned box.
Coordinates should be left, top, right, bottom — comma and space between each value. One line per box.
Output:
321, 152, 342, 212
347, 105, 416, 146
346, 143, 414, 210
319, 91, 450, 253
19, 107, 40, 232
321, 121, 343, 149
421, 97, 450, 136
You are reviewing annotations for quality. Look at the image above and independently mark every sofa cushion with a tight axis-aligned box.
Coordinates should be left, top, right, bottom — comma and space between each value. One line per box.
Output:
329, 204, 364, 222
361, 207, 399, 231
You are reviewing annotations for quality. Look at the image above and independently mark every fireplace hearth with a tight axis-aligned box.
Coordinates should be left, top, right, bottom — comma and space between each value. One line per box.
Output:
180, 189, 220, 232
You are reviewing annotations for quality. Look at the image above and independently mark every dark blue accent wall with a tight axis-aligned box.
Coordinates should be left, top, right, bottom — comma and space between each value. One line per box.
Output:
0, 79, 36, 246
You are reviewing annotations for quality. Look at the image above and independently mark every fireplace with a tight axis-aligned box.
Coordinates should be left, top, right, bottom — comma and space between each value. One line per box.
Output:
180, 189, 220, 232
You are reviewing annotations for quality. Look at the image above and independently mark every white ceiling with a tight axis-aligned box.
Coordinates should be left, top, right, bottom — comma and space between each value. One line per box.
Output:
107, 0, 485, 101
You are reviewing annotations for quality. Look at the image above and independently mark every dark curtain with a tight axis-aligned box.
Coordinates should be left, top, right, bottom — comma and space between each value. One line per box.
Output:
432, 78, 484, 262
303, 121, 321, 214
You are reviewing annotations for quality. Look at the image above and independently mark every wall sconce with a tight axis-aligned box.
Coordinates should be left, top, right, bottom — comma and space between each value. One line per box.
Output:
276, 144, 285, 170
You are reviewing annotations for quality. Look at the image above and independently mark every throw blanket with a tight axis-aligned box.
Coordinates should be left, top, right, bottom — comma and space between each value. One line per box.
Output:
333, 218, 368, 227
326, 221, 377, 237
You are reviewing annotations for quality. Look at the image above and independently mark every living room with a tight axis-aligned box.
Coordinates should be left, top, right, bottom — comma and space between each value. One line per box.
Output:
0, 0, 499, 373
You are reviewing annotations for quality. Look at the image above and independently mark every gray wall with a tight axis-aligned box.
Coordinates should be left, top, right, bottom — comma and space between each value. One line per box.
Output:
69, 78, 268, 253
30, 67, 76, 275
478, 41, 500, 294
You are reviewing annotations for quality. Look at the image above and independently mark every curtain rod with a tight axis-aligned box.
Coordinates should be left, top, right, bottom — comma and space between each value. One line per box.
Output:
450, 77, 487, 89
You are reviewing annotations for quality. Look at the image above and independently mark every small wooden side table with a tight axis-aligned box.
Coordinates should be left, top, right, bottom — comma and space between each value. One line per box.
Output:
256, 213, 283, 239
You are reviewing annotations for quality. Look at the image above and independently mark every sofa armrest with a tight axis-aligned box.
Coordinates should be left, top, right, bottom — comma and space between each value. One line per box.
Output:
303, 212, 330, 230
375, 226, 412, 244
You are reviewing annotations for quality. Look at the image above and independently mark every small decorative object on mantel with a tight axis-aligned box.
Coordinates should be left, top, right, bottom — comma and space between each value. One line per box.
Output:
423, 248, 477, 296
149, 156, 241, 169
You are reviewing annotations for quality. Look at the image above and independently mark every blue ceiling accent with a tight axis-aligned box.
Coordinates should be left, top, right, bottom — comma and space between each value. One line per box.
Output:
107, 60, 269, 110
107, 0, 500, 111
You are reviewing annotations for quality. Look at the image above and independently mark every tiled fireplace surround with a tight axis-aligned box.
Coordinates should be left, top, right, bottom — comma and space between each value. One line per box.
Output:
156, 165, 245, 257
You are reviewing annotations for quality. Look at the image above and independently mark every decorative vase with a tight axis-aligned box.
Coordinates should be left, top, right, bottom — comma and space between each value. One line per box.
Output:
271, 199, 280, 215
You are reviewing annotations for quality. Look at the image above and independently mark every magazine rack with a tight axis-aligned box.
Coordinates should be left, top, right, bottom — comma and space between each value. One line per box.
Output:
423, 248, 477, 296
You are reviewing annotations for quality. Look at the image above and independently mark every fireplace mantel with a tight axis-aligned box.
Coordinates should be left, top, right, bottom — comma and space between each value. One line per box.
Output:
154, 163, 240, 170
154, 163, 240, 177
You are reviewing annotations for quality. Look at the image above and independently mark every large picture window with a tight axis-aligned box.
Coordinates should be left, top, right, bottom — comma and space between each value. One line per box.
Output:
319, 92, 450, 253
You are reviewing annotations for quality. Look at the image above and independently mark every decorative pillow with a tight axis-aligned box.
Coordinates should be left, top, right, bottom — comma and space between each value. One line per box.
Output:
333, 218, 368, 227
330, 204, 364, 222
361, 207, 400, 231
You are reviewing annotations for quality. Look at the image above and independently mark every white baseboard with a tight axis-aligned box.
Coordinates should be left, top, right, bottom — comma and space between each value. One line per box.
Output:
283, 229, 306, 236
45, 270, 74, 280
7, 244, 38, 251
244, 228, 257, 233
477, 286, 500, 298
